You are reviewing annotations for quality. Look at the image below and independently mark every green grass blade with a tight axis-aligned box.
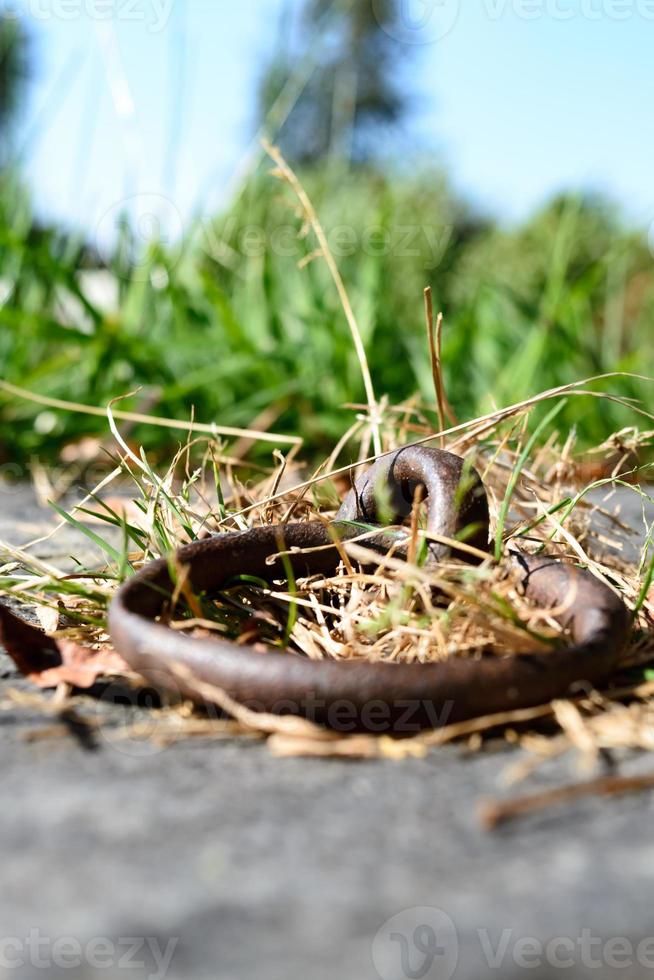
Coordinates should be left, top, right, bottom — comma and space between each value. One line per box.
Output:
49, 501, 127, 568
494, 399, 568, 561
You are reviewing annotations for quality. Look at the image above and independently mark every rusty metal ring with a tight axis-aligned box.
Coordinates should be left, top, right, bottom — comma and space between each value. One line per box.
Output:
108, 447, 631, 734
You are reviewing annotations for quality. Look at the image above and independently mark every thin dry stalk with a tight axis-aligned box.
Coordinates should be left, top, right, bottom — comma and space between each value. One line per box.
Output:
479, 770, 654, 830
0, 380, 300, 446
262, 138, 381, 456
222, 371, 652, 525
423, 288, 457, 441
424, 288, 446, 446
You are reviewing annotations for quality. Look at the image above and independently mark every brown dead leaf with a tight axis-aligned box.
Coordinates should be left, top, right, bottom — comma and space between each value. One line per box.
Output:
0, 604, 130, 689
33, 639, 130, 689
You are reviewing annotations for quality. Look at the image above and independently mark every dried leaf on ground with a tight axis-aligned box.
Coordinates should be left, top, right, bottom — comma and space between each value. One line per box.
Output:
0, 604, 130, 689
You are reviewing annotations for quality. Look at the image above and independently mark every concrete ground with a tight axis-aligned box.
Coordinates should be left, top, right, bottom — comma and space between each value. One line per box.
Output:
1, 485, 653, 980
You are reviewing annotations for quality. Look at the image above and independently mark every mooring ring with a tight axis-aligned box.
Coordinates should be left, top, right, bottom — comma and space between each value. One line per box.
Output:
108, 447, 630, 733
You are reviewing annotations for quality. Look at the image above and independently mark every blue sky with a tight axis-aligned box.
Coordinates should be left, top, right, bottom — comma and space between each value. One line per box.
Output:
8, 0, 654, 240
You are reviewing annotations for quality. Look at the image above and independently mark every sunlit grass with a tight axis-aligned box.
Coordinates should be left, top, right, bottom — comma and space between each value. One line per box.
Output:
0, 164, 653, 469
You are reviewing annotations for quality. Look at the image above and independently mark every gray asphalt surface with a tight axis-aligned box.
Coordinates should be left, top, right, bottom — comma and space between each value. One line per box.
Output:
1, 484, 653, 980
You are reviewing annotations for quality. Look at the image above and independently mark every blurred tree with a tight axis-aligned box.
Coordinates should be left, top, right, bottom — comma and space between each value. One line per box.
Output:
0, 15, 30, 162
258, 0, 409, 165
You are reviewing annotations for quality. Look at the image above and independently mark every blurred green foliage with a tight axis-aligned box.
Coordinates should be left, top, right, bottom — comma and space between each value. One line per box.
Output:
0, 164, 652, 467
259, 0, 409, 164
0, 15, 30, 161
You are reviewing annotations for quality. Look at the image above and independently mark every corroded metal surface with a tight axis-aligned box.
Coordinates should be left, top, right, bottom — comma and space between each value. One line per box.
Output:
108, 447, 631, 733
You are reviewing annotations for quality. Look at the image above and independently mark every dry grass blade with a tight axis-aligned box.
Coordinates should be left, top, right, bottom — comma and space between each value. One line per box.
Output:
424, 288, 457, 444
221, 371, 653, 524
165, 661, 339, 741
262, 138, 381, 455
0, 379, 302, 446
479, 771, 654, 830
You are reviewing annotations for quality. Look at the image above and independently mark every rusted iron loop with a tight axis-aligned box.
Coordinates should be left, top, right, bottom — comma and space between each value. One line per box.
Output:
108, 446, 630, 734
